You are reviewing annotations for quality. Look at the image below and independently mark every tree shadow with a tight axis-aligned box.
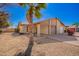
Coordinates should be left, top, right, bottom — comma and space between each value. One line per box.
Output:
11, 32, 20, 37
34, 33, 78, 44
15, 38, 34, 56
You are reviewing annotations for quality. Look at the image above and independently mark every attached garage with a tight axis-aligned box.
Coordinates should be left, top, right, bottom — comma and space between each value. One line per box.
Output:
35, 18, 65, 35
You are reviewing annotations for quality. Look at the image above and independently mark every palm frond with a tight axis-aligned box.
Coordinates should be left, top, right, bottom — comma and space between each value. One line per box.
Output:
26, 6, 34, 15
34, 10, 41, 19
19, 3, 46, 22
19, 3, 27, 7
37, 3, 46, 9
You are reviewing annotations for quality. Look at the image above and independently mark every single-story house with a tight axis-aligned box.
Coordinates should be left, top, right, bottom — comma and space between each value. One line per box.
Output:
18, 18, 65, 36
2, 27, 16, 32
18, 22, 28, 33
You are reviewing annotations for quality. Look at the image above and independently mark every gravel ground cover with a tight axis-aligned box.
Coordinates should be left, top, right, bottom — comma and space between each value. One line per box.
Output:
0, 33, 29, 56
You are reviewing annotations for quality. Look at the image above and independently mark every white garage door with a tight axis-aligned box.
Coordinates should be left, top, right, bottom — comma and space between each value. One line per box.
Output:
60, 27, 64, 34
51, 26, 56, 34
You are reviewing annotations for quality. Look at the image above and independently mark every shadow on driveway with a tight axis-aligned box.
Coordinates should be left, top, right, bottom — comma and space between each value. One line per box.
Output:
15, 38, 34, 56
34, 33, 78, 44
11, 32, 20, 37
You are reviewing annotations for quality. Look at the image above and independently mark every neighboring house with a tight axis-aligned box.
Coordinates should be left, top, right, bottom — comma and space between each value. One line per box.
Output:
18, 18, 65, 36
6, 28, 15, 32
76, 26, 79, 32
2, 27, 15, 32
18, 22, 28, 33
68, 25, 79, 32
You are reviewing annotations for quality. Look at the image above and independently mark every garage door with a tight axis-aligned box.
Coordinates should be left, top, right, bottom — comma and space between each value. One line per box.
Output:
60, 27, 64, 34
51, 26, 56, 34
76, 28, 79, 32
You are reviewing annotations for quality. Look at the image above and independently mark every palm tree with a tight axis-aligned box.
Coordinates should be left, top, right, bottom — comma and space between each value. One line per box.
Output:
19, 3, 46, 42
73, 22, 79, 27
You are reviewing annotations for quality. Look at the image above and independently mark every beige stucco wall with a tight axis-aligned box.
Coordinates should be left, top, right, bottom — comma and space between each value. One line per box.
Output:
40, 20, 49, 34
18, 18, 65, 35
37, 24, 40, 36
18, 25, 23, 32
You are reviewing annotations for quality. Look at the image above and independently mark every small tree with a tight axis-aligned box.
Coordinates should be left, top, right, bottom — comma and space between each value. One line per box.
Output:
0, 11, 9, 32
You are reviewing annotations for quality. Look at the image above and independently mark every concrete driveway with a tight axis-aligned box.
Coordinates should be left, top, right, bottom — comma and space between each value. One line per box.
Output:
50, 33, 77, 41
32, 33, 79, 56
64, 32, 79, 46
34, 32, 79, 46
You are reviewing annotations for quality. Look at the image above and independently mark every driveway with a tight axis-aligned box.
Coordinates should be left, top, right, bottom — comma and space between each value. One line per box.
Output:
32, 33, 79, 56
34, 33, 77, 44
34, 32, 79, 46
50, 33, 77, 41
35, 32, 79, 46
64, 32, 79, 46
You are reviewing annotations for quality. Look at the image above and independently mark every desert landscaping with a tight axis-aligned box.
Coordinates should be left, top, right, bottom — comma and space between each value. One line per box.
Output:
0, 33, 29, 56
0, 32, 79, 56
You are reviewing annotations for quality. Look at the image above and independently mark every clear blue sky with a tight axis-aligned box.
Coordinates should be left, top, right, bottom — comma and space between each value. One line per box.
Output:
0, 3, 79, 28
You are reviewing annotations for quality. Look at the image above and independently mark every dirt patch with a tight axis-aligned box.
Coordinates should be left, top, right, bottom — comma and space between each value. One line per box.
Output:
0, 33, 29, 56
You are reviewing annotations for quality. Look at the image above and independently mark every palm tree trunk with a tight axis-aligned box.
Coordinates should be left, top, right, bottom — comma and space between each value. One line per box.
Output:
29, 24, 34, 44
27, 14, 34, 44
